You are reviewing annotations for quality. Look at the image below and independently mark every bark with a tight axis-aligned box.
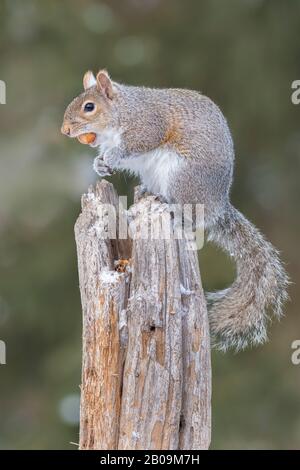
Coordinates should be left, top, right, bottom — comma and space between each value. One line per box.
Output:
75, 180, 211, 450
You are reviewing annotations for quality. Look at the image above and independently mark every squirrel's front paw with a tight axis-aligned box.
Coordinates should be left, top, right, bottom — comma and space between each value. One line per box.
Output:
93, 157, 113, 177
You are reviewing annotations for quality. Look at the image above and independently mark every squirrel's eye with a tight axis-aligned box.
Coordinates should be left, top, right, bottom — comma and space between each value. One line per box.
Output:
84, 102, 95, 113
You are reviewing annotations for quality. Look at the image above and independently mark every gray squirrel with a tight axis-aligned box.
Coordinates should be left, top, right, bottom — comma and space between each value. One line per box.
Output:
61, 69, 288, 351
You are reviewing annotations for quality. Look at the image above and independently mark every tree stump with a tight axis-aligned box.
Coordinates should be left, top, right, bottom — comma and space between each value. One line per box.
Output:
74, 180, 211, 450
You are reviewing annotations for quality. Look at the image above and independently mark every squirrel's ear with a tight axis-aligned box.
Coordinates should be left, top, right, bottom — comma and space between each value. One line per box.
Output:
96, 70, 114, 99
83, 71, 97, 90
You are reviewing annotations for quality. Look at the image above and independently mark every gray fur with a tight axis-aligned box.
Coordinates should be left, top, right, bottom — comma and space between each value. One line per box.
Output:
62, 71, 289, 352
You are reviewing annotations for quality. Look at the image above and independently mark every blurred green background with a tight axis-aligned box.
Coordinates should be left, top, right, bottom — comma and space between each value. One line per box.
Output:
0, 0, 299, 450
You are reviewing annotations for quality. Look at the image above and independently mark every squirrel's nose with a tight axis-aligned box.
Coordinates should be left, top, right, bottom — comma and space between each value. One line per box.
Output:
61, 123, 71, 136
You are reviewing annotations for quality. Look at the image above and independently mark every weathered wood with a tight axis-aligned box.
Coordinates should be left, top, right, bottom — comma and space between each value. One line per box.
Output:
178, 240, 211, 450
75, 180, 211, 450
118, 196, 184, 450
75, 181, 130, 450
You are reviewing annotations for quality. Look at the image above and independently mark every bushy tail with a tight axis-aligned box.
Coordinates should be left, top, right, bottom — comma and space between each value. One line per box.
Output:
207, 203, 289, 352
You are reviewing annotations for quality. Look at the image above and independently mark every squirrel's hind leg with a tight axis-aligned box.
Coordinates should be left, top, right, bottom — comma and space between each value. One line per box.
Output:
168, 160, 232, 228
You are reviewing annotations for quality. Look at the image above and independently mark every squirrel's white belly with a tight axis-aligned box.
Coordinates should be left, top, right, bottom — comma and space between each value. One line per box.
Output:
120, 148, 183, 199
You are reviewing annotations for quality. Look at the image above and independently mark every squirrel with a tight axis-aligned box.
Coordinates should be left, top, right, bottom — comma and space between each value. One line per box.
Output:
61, 69, 289, 352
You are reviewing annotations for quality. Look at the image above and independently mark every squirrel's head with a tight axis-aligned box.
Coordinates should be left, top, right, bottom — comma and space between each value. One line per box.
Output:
61, 70, 116, 147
